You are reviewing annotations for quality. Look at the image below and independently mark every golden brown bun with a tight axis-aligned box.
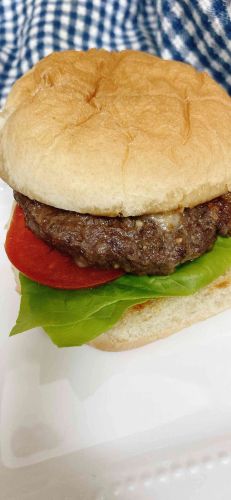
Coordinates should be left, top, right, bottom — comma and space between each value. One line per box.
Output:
90, 270, 231, 351
1, 49, 231, 216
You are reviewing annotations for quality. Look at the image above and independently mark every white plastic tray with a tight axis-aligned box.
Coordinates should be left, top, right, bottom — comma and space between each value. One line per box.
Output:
1, 178, 231, 500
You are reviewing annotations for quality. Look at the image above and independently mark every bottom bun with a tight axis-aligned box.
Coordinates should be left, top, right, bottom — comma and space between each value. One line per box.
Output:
89, 269, 231, 351
13, 266, 231, 352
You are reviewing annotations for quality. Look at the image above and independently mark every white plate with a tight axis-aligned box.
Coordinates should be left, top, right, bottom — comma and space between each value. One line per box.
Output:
1, 178, 231, 500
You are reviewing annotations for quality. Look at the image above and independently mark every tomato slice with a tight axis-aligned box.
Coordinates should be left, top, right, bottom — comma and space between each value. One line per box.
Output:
5, 205, 124, 289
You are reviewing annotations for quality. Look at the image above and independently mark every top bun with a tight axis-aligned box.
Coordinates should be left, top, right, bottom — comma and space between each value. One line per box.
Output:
1, 49, 231, 216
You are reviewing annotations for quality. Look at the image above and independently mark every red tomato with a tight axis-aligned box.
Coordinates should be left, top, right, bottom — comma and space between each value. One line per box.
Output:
5, 205, 124, 289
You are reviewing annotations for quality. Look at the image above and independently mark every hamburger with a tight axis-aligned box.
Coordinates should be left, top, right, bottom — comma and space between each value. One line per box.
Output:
1, 49, 231, 350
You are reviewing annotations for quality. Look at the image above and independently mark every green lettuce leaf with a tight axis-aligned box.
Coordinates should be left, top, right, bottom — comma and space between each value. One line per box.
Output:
10, 236, 231, 347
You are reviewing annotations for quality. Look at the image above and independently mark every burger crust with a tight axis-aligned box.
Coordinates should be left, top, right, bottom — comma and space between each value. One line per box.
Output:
1, 49, 231, 216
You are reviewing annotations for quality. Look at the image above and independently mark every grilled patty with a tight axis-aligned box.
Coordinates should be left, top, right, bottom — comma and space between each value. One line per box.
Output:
14, 191, 231, 275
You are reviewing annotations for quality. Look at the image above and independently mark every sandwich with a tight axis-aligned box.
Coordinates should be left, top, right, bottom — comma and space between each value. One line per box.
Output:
1, 49, 231, 350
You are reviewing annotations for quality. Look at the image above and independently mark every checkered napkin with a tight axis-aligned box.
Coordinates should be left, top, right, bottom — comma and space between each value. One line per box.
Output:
1, 0, 231, 106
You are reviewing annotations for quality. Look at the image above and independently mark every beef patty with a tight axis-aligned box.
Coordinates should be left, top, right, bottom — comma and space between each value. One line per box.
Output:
14, 191, 231, 275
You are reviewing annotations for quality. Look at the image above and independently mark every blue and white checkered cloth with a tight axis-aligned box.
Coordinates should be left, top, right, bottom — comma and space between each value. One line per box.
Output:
1, 1, 231, 106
